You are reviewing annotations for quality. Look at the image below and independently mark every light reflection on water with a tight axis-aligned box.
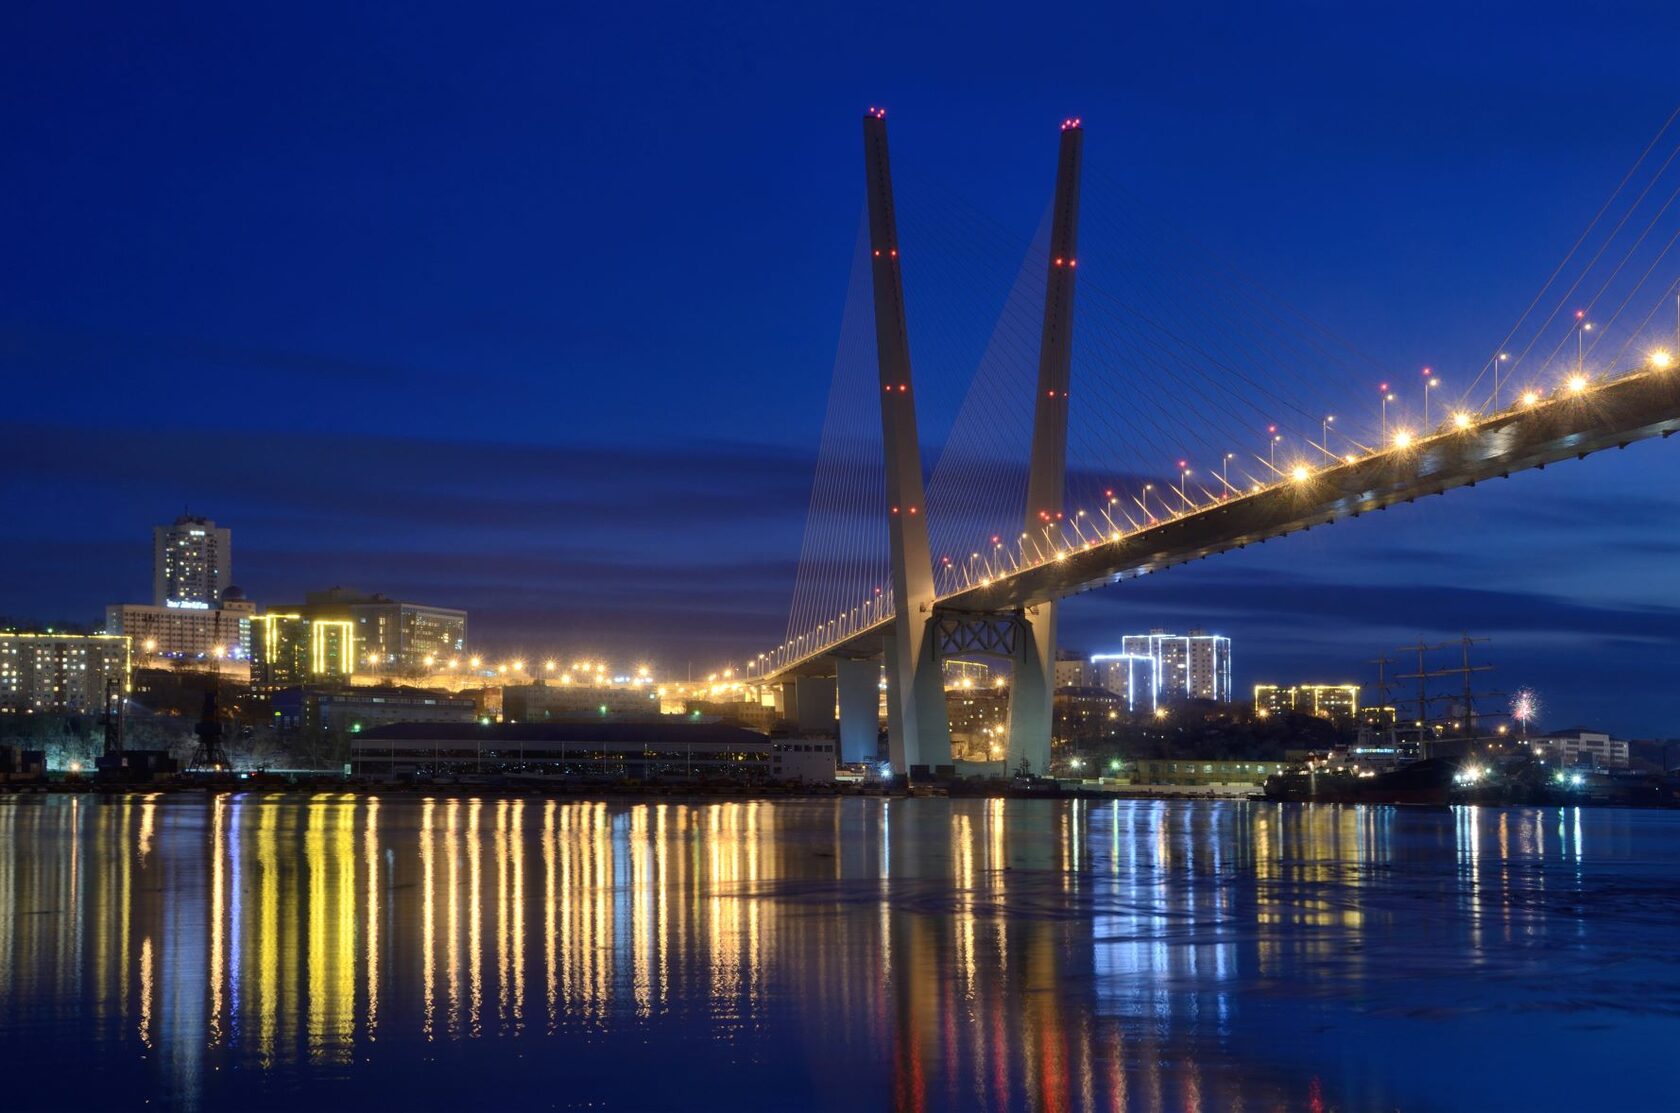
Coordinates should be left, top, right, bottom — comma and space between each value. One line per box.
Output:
0, 795, 1675, 1111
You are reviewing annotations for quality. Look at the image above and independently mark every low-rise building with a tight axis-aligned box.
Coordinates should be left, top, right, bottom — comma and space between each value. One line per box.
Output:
0, 632, 129, 715
351, 720, 774, 782
1530, 730, 1629, 770
771, 738, 837, 783
504, 682, 662, 722
1124, 758, 1291, 786
271, 685, 478, 734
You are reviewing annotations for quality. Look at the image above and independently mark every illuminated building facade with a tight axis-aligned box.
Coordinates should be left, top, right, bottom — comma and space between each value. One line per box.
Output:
1255, 683, 1360, 720
1117, 629, 1231, 703
0, 632, 129, 714
1089, 652, 1158, 713
152, 515, 230, 608
300, 589, 467, 670
250, 614, 356, 687
105, 588, 255, 663
1530, 730, 1629, 770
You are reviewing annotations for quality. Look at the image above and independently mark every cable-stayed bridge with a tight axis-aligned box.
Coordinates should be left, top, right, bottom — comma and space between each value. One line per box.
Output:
748, 107, 1680, 780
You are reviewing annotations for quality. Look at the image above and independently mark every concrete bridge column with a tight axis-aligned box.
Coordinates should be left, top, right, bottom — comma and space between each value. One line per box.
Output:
1005, 606, 1055, 776
794, 675, 838, 735
836, 656, 881, 763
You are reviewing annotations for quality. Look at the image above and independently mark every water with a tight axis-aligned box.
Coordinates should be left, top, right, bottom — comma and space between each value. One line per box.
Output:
0, 795, 1674, 1111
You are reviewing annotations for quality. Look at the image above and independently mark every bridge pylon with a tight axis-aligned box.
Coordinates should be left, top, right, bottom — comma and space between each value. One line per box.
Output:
1005, 118, 1083, 777
863, 109, 951, 776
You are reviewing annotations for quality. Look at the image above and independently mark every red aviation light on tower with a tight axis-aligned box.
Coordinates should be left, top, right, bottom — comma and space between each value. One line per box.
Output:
867, 106, 886, 119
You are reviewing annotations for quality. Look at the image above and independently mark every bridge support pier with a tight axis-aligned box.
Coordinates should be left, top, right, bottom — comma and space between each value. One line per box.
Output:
794, 675, 838, 735
1005, 606, 1055, 776
836, 656, 881, 763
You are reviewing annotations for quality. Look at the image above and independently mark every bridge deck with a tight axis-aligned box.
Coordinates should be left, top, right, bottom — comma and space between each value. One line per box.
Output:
764, 367, 1680, 679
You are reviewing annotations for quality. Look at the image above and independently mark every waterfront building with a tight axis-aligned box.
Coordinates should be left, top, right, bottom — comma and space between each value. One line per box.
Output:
1255, 683, 1360, 720
351, 720, 775, 782
504, 682, 661, 722
250, 613, 356, 687
153, 515, 231, 608
1124, 757, 1290, 787
0, 632, 129, 714
299, 588, 467, 671
770, 738, 838, 783
1530, 730, 1629, 770
106, 586, 255, 663
1089, 652, 1158, 713
1116, 629, 1232, 703
271, 684, 478, 734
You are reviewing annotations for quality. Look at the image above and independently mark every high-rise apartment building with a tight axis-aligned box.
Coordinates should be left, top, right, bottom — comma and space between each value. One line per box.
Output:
153, 515, 231, 608
0, 633, 130, 714
250, 614, 356, 688
1089, 652, 1159, 713
1117, 629, 1232, 703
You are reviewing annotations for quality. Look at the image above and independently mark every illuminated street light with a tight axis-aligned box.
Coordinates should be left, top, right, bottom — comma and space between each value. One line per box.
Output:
1393, 430, 1414, 449
1452, 411, 1472, 430
1422, 369, 1439, 428
1567, 373, 1589, 395
1490, 351, 1511, 406
1521, 389, 1540, 407
1575, 312, 1593, 376
1651, 349, 1673, 370
1290, 464, 1310, 482
1380, 383, 1396, 440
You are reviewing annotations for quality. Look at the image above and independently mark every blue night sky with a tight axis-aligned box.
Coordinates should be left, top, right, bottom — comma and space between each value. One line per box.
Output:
3, 2, 1679, 736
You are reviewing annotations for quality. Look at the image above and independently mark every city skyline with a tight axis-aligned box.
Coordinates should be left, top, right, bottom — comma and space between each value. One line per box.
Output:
4, 4, 1679, 736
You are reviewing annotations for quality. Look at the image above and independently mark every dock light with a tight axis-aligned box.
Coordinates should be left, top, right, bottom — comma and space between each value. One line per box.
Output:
1567, 374, 1589, 395
1452, 412, 1472, 430
1570, 772, 1584, 787
1290, 464, 1310, 482
1651, 349, 1674, 370
469, 656, 482, 668
1393, 430, 1413, 449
